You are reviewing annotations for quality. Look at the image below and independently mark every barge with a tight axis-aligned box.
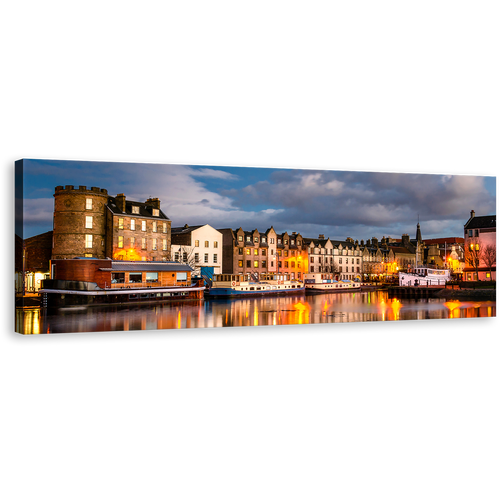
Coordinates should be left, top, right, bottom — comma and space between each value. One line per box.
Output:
206, 273, 305, 298
398, 267, 451, 287
304, 273, 361, 293
39, 258, 203, 308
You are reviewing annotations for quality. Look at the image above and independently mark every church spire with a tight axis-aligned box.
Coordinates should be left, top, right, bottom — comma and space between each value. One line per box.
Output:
416, 221, 422, 242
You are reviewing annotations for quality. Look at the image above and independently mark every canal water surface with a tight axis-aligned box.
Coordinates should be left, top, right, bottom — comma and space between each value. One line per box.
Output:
17, 290, 496, 334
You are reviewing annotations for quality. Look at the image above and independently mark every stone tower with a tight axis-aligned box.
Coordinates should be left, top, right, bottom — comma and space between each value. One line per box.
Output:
52, 185, 109, 259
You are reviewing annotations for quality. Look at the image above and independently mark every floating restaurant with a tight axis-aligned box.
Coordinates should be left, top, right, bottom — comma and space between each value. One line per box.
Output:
39, 258, 203, 308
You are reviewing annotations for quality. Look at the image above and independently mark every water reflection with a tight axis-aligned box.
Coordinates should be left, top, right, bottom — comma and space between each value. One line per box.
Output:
17, 291, 496, 334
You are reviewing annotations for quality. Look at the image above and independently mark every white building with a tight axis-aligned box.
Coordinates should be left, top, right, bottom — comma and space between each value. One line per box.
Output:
171, 224, 223, 277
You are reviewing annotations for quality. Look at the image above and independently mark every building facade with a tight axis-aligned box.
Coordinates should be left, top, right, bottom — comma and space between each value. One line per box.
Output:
171, 224, 223, 277
52, 185, 171, 262
463, 210, 496, 280
218, 227, 308, 280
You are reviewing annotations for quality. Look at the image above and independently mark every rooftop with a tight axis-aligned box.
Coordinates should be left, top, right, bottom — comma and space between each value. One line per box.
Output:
101, 261, 193, 272
107, 198, 170, 220
464, 214, 496, 230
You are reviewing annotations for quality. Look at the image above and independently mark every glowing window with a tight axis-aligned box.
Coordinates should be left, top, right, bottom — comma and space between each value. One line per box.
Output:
130, 219, 136, 230
142, 221, 146, 231
85, 234, 93, 248
118, 218, 124, 229
152, 221, 157, 233
86, 198, 92, 210
85, 216, 93, 229
142, 238, 146, 249
254, 260, 259, 268
130, 237, 135, 247
163, 239, 167, 251
132, 206, 140, 214
152, 209, 159, 217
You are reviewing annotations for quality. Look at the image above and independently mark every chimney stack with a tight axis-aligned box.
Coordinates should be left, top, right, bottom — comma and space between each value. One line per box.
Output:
115, 193, 126, 213
146, 197, 161, 209
470, 209, 475, 219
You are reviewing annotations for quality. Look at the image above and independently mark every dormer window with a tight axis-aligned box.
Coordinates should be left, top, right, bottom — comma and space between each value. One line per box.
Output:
152, 209, 159, 217
132, 206, 140, 214
246, 236, 251, 242
262, 237, 266, 243
254, 237, 259, 243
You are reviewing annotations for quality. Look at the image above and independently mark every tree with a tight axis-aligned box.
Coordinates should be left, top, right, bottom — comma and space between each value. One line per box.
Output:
174, 245, 200, 276
465, 237, 483, 280
483, 243, 496, 280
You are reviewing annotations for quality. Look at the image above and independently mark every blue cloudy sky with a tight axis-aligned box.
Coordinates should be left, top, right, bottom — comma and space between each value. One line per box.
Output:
18, 159, 496, 241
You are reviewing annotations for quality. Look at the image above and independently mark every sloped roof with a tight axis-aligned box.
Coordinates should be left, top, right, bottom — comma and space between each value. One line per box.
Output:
171, 224, 205, 234
107, 198, 170, 220
464, 215, 496, 230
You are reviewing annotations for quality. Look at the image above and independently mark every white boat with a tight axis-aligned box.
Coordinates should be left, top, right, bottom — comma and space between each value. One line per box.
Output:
206, 273, 305, 298
304, 273, 361, 293
398, 267, 451, 286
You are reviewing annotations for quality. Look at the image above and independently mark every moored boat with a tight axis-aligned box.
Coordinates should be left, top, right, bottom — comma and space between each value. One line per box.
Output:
398, 267, 451, 286
206, 273, 305, 298
304, 273, 361, 293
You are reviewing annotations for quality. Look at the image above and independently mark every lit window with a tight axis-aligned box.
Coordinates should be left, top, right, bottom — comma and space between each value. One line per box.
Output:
254, 249, 258, 255
152, 209, 159, 217
246, 248, 251, 255
132, 206, 140, 214
118, 218, 124, 229
142, 221, 146, 231
214, 241, 218, 248
262, 237, 266, 243
238, 235, 243, 242
130, 237, 135, 247
163, 239, 167, 251
254, 260, 259, 268
238, 260, 243, 267
254, 237, 259, 243
246, 236, 251, 242
131, 219, 136, 230
142, 238, 146, 249
118, 236, 124, 248
85, 216, 93, 229
86, 198, 92, 210
152, 239, 157, 250
195, 240, 199, 247
85, 234, 93, 248
163, 223, 167, 233
153, 221, 157, 233
205, 241, 209, 248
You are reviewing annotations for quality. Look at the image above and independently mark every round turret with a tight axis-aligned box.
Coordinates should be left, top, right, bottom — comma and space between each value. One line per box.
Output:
52, 185, 108, 259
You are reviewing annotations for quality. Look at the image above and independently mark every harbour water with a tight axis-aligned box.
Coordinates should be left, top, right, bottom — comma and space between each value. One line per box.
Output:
17, 290, 496, 334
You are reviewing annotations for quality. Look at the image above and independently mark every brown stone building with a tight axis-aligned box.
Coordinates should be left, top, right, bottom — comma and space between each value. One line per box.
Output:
218, 227, 308, 279
51, 185, 171, 261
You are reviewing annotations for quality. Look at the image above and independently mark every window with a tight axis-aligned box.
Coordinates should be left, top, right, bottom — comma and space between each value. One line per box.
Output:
204, 254, 209, 263
163, 239, 167, 251
262, 237, 266, 243
284, 262, 289, 268
85, 216, 93, 229
262, 249, 266, 256
214, 241, 218, 248
195, 240, 199, 247
291, 261, 295, 268
339, 258, 342, 264
262, 260, 267, 268
194, 253, 199, 263
205, 241, 209, 247
142, 238, 146, 249
132, 206, 140, 214
152, 209, 159, 217
174, 252, 180, 261
85, 234, 93, 248
284, 239, 288, 245
238, 235, 243, 242
152, 239, 157, 250
183, 252, 187, 262
84, 253, 92, 258
254, 237, 259, 243
238, 260, 243, 268
163, 223, 167, 233
474, 229, 479, 237
129, 273, 142, 283
86, 198, 92, 210
146, 272, 158, 282
254, 249, 258, 256
118, 236, 124, 248
246, 260, 251, 267
246, 236, 251, 242
311, 256, 314, 263
142, 220, 146, 231
130, 237, 135, 247
246, 248, 251, 255
213, 254, 218, 263
284, 250, 288, 257
130, 219, 136, 230
270, 238, 275, 244
117, 218, 124, 229
254, 260, 259, 268
152, 221, 157, 233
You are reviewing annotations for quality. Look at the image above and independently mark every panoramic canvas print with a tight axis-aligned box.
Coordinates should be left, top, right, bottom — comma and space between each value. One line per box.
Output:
15, 159, 496, 334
